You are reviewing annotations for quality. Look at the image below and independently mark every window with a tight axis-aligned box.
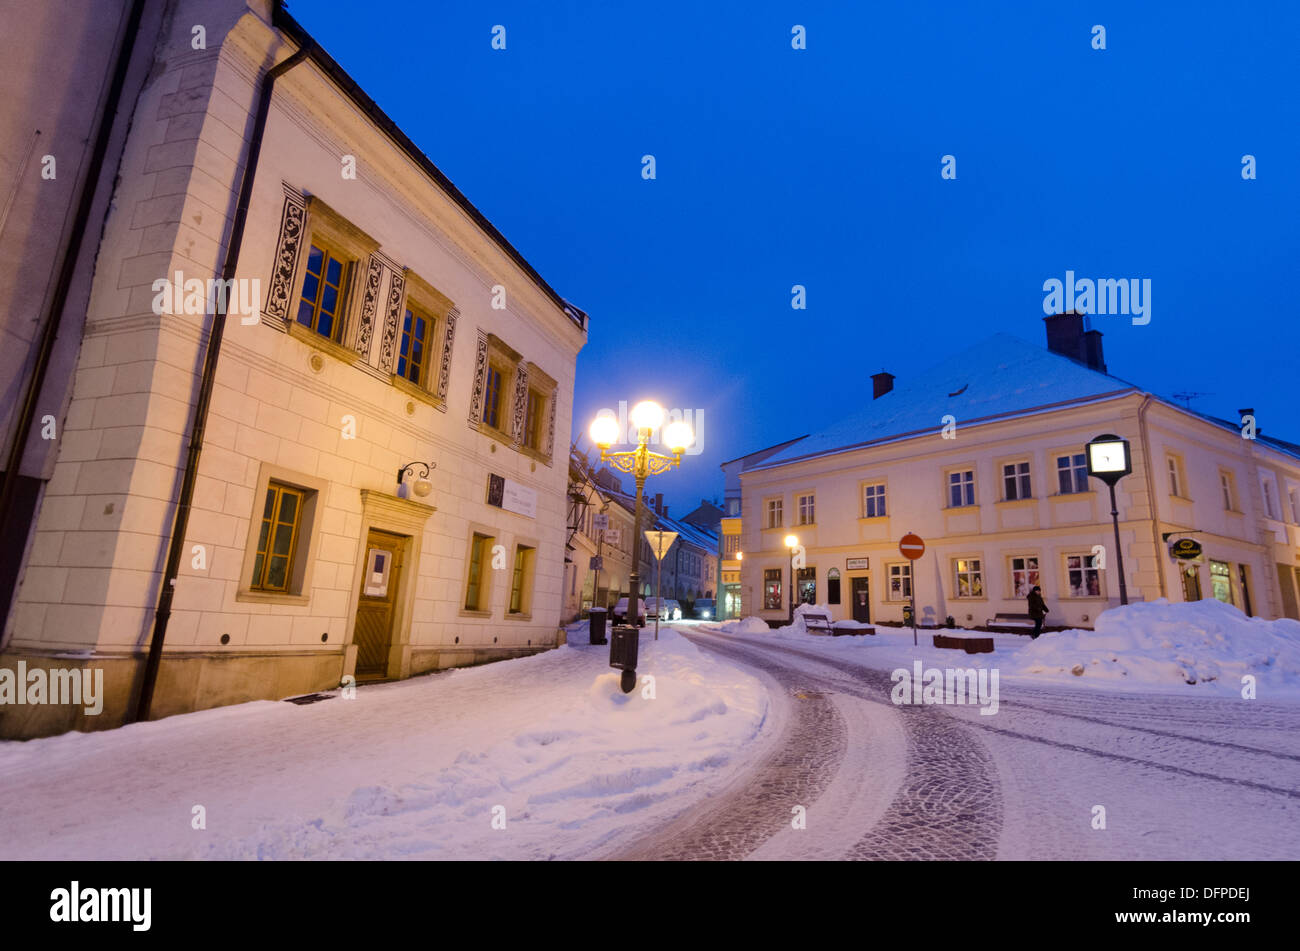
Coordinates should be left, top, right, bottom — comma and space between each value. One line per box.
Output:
887, 562, 911, 601
1262, 478, 1278, 519
251, 483, 306, 592
1066, 553, 1102, 597
296, 242, 350, 340
766, 498, 783, 529
524, 388, 545, 451
953, 558, 983, 598
1003, 462, 1031, 500
1291, 487, 1300, 523
1167, 456, 1182, 497
1220, 470, 1237, 511
484, 364, 507, 430
723, 535, 741, 556
764, 568, 782, 610
1057, 453, 1088, 495
949, 470, 975, 507
509, 545, 535, 614
396, 304, 432, 385
1009, 555, 1040, 598
863, 483, 886, 518
465, 532, 494, 611
797, 567, 816, 604
797, 494, 815, 525
1210, 560, 1232, 605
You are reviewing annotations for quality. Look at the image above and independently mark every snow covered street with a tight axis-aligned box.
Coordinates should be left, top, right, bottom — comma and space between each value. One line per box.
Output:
0, 628, 768, 860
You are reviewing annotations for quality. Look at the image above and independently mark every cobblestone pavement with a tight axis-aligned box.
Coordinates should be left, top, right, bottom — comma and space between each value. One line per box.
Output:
612, 632, 1002, 860
613, 638, 849, 860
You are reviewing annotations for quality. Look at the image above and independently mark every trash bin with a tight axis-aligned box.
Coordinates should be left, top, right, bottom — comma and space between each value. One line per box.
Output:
588, 607, 608, 645
609, 624, 639, 693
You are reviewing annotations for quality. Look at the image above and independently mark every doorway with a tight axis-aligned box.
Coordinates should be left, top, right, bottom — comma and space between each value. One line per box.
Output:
353, 529, 407, 680
851, 576, 871, 623
1180, 563, 1202, 602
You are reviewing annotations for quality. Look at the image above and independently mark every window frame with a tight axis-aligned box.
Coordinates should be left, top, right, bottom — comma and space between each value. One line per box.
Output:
295, 239, 352, 343
1001, 460, 1032, 501
236, 464, 327, 605
286, 196, 380, 353
947, 468, 976, 508
1055, 452, 1089, 496
1063, 551, 1104, 599
1167, 454, 1188, 499
952, 557, 984, 599
796, 493, 815, 526
886, 561, 912, 601
395, 299, 435, 388
1219, 469, 1239, 512
1008, 554, 1041, 599
862, 481, 887, 519
765, 497, 784, 530
464, 531, 496, 613
507, 543, 537, 616
764, 568, 783, 610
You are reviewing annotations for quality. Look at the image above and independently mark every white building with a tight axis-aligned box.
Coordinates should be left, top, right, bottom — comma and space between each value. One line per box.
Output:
1, 0, 587, 737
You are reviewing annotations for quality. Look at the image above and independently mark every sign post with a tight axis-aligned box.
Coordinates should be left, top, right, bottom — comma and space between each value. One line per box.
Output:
644, 530, 678, 641
1085, 433, 1134, 605
590, 512, 609, 611
899, 533, 926, 646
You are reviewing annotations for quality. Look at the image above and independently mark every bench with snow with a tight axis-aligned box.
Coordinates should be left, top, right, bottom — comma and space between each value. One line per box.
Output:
799, 610, 835, 634
985, 612, 1036, 634
832, 620, 876, 636
933, 632, 994, 654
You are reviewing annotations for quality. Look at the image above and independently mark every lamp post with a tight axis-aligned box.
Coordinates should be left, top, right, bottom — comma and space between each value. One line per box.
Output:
589, 402, 694, 691
784, 534, 799, 625
1085, 433, 1132, 606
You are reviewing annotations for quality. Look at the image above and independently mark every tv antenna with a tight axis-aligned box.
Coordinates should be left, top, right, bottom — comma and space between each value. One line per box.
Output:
1172, 391, 1212, 409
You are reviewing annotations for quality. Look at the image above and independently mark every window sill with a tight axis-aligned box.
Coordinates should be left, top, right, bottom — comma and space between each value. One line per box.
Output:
236, 589, 310, 606
459, 609, 492, 619
391, 372, 445, 411
287, 319, 361, 367
951, 596, 989, 602
1170, 494, 1195, 503
859, 515, 888, 522
521, 445, 552, 467
1052, 491, 1093, 499
504, 612, 533, 621
995, 497, 1036, 507
945, 504, 978, 511
474, 419, 518, 450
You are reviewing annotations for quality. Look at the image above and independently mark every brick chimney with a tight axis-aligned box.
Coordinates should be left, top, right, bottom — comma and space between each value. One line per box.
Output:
1044, 312, 1106, 372
871, 371, 895, 399
654, 493, 664, 516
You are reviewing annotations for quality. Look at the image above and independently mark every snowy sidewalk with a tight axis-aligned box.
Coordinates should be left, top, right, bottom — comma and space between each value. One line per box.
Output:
0, 627, 769, 860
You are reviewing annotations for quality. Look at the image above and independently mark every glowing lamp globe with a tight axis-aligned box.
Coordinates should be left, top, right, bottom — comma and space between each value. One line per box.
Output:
663, 419, 694, 453
629, 400, 665, 432
589, 414, 619, 448
784, 535, 799, 549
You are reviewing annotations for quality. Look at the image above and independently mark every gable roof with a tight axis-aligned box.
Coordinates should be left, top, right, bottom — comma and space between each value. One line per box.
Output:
755, 333, 1139, 470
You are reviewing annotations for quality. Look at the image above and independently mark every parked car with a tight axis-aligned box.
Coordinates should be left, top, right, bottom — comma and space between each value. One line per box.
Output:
612, 597, 646, 626
693, 598, 716, 620
646, 597, 682, 621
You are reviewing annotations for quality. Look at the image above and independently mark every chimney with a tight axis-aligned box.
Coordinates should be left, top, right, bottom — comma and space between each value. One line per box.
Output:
1044, 312, 1105, 372
871, 371, 895, 399
654, 493, 663, 516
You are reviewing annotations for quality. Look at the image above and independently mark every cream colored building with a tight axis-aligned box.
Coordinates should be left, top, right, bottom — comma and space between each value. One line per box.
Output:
563, 453, 635, 621
739, 317, 1300, 629
1, 0, 587, 737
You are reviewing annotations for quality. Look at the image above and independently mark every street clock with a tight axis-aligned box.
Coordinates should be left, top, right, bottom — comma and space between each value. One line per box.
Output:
1086, 434, 1132, 484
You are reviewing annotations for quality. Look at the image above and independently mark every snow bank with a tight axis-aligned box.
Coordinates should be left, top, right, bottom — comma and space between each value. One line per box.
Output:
1005, 598, 1300, 694
720, 616, 771, 634
0, 627, 769, 860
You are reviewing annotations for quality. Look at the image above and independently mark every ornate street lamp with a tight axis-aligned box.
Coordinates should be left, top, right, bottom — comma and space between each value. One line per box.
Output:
1085, 433, 1132, 605
784, 533, 799, 625
396, 461, 436, 499
589, 402, 694, 691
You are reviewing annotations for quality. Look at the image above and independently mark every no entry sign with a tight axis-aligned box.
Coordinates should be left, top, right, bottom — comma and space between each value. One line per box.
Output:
899, 533, 925, 560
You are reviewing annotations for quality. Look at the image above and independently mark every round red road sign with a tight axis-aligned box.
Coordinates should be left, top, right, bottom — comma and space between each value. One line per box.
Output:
899, 533, 925, 560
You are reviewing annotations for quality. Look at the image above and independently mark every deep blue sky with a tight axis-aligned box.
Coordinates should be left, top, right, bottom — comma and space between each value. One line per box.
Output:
291, 0, 1300, 516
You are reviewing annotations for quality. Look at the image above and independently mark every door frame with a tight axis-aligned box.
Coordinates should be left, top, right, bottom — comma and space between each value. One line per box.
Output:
849, 574, 871, 623
343, 489, 436, 682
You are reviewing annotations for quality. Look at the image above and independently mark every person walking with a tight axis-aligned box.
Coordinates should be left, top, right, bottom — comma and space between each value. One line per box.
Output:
1027, 585, 1048, 639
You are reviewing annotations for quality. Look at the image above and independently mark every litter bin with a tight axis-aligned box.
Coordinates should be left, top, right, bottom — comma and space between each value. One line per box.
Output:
589, 607, 608, 645
609, 624, 639, 693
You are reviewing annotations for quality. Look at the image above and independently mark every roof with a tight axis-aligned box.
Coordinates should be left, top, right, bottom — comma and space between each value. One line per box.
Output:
720, 434, 810, 468
751, 332, 1300, 471
754, 333, 1139, 470
271, 3, 586, 333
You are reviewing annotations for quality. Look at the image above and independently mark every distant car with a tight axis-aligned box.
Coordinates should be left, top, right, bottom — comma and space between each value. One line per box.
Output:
612, 597, 646, 626
693, 598, 716, 620
646, 598, 682, 621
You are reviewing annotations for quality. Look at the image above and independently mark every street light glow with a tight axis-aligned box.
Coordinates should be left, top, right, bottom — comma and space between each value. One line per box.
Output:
663, 419, 694, 452
784, 534, 798, 548
589, 414, 619, 448
630, 400, 665, 431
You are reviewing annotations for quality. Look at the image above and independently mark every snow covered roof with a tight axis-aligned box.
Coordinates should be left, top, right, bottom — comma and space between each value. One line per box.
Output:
753, 334, 1138, 470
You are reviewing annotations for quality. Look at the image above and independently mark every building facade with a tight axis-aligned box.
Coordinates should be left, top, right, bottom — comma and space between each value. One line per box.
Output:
1, 0, 587, 738
738, 317, 1300, 630
563, 452, 634, 621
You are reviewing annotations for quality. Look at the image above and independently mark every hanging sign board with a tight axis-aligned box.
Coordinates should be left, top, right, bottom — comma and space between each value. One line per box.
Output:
592, 513, 609, 531
1170, 537, 1203, 560
589, 555, 604, 570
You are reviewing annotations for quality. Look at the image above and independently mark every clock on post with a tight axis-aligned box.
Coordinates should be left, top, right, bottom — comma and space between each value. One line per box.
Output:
1085, 433, 1132, 604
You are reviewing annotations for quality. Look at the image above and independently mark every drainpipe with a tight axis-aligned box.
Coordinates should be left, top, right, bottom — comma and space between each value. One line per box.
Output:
1136, 394, 1167, 600
0, 0, 147, 627
134, 43, 309, 722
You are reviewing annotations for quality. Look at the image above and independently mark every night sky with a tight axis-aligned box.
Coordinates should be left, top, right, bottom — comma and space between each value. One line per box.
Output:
291, 0, 1300, 515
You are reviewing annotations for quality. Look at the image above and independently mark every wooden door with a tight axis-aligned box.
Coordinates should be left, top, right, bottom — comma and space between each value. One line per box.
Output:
353, 530, 405, 680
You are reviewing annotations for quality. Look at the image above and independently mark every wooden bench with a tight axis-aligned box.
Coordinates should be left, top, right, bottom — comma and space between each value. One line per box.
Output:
985, 612, 1037, 634
833, 622, 876, 636
799, 610, 835, 635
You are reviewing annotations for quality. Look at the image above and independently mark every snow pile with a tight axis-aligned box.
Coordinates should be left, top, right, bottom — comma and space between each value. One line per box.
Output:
1007, 598, 1300, 693
0, 628, 768, 860
720, 616, 771, 634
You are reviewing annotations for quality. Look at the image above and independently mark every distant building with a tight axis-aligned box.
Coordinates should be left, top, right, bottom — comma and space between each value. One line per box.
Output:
737, 315, 1300, 629
563, 452, 634, 621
